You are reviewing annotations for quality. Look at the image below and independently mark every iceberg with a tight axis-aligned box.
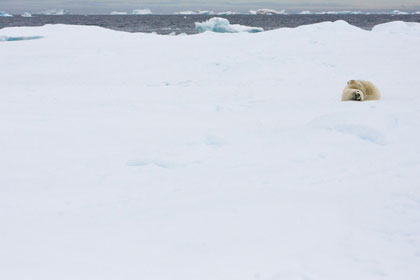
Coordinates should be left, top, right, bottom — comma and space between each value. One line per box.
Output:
43, 9, 71, 15
217, 11, 238, 15
132, 9, 152, 15
390, 10, 409, 15
0, 11, 13, 17
21, 12, 32, 17
317, 11, 362, 14
299, 11, 312, 14
110, 11, 128, 15
197, 10, 215, 15
175, 11, 197, 15
249, 9, 287, 15
195, 17, 263, 33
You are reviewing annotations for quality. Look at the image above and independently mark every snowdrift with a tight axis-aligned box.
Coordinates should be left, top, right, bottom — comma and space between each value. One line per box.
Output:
1, 21, 420, 280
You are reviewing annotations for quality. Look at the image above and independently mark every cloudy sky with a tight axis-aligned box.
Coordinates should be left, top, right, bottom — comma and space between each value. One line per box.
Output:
2, 0, 420, 14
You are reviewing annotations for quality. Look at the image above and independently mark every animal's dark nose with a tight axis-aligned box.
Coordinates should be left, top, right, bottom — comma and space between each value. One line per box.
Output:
355, 92, 360, 98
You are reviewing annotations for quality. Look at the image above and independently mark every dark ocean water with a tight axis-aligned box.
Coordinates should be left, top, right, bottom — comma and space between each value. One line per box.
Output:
1, 14, 420, 34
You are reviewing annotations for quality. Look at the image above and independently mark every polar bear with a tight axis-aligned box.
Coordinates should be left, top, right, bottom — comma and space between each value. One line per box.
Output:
341, 80, 381, 101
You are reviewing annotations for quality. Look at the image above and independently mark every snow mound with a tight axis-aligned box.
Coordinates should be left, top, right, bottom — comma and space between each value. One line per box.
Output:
0, 11, 13, 17
43, 9, 71, 15
132, 9, 152, 15
21, 12, 32, 17
372, 21, 420, 36
195, 17, 264, 33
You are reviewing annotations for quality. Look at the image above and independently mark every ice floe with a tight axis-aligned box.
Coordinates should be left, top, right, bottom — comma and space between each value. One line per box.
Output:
195, 17, 264, 33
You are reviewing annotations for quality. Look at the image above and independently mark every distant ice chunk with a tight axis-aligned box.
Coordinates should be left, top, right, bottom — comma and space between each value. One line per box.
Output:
249, 9, 287, 15
132, 9, 152, 15
0, 11, 13, 17
390, 10, 409, 15
110, 11, 128, 15
195, 17, 264, 33
317, 10, 362, 14
175, 11, 196, 15
299, 11, 312, 14
21, 12, 32, 17
217, 11, 238, 15
43, 9, 71, 15
197, 10, 215, 15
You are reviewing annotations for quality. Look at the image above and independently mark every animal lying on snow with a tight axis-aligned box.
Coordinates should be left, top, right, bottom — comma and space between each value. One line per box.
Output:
342, 80, 381, 101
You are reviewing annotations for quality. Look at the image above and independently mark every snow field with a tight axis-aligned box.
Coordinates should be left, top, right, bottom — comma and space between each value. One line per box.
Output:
1, 20, 420, 280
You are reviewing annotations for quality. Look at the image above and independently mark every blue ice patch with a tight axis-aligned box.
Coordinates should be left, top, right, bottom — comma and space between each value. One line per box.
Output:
0, 36, 43, 42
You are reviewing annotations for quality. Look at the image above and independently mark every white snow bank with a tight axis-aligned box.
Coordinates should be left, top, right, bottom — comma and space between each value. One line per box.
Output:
195, 17, 264, 33
132, 9, 152, 15
0, 10, 13, 17
372, 21, 420, 36
1, 21, 420, 280
21, 12, 32, 17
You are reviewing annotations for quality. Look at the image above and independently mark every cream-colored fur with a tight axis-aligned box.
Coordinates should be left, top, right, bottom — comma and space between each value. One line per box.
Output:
341, 80, 381, 101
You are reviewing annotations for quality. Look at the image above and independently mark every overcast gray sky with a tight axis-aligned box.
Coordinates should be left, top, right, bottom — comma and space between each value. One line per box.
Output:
2, 0, 420, 14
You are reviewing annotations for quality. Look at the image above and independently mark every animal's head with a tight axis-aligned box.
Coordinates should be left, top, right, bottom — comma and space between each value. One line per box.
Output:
351, 89, 365, 101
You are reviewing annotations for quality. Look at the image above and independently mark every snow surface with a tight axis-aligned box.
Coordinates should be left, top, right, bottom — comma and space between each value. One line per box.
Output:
1, 20, 420, 280
0, 11, 13, 17
195, 17, 264, 33
132, 9, 152, 15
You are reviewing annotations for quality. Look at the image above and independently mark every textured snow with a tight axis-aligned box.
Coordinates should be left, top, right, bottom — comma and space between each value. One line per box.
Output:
132, 9, 152, 15
195, 17, 264, 33
1, 20, 420, 280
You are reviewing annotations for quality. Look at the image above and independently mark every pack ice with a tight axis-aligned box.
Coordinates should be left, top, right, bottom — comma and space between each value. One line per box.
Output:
0, 20, 420, 280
